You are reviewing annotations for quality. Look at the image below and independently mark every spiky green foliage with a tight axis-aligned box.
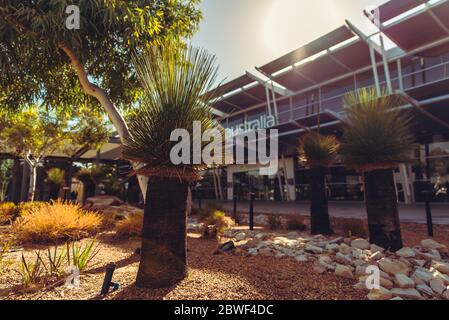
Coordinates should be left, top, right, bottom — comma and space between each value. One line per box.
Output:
19, 252, 45, 287
122, 43, 220, 176
340, 88, 415, 170
298, 131, 339, 168
66, 239, 99, 272
47, 168, 65, 187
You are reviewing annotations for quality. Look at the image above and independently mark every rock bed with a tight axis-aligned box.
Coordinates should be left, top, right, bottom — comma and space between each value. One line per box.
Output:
224, 229, 449, 300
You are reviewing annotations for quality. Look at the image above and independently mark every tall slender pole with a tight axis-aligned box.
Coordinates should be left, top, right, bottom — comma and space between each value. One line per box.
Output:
424, 143, 434, 237
249, 193, 254, 231
233, 195, 238, 222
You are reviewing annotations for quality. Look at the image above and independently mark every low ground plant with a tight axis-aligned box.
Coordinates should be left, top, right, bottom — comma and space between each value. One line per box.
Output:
0, 202, 19, 224
115, 213, 144, 238
268, 215, 282, 230
13, 200, 102, 243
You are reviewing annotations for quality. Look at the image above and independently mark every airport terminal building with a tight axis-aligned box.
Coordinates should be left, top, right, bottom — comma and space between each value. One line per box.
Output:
195, 0, 449, 204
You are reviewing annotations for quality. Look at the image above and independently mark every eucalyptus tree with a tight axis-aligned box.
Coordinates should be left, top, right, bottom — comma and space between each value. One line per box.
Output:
122, 43, 220, 288
341, 88, 415, 251
298, 132, 339, 235
0, 0, 202, 196
0, 105, 109, 201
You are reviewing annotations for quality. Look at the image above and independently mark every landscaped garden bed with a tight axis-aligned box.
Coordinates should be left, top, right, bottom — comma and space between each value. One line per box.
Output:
1, 198, 448, 300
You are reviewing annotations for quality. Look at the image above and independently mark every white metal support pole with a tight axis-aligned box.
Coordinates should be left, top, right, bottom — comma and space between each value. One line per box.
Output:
369, 43, 381, 97
265, 84, 272, 116
380, 34, 393, 94
397, 59, 404, 92
399, 164, 413, 204
271, 81, 279, 124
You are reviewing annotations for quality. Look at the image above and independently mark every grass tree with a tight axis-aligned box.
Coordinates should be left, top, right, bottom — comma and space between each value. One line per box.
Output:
341, 88, 415, 251
298, 131, 339, 235
122, 43, 219, 288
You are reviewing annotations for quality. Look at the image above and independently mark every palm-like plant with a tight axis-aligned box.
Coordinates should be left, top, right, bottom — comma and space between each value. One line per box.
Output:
122, 43, 220, 288
341, 87, 415, 251
298, 131, 339, 235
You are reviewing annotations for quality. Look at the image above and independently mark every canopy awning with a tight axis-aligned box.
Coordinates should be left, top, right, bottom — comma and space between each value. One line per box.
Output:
374, 0, 428, 23
268, 38, 381, 92
379, 0, 449, 56
259, 26, 355, 75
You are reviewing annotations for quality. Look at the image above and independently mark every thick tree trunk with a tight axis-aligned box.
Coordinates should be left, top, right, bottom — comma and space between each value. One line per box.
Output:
309, 166, 333, 235
28, 164, 37, 202
364, 169, 403, 251
57, 43, 148, 201
136, 176, 189, 288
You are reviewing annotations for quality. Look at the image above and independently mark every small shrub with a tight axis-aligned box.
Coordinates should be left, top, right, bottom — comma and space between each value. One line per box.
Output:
67, 239, 99, 272
0, 202, 19, 224
13, 200, 102, 243
287, 217, 308, 231
115, 213, 143, 238
18, 201, 48, 216
268, 215, 282, 230
43, 245, 67, 277
205, 211, 235, 234
335, 219, 367, 238
19, 252, 45, 287
203, 211, 235, 239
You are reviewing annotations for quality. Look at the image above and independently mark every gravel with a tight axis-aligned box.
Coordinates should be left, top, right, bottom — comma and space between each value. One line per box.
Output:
1, 220, 448, 301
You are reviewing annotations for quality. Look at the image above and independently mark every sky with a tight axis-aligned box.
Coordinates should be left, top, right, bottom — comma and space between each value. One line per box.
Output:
191, 0, 387, 82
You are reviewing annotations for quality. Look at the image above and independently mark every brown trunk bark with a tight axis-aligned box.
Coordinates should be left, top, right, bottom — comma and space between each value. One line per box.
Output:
364, 169, 403, 251
309, 166, 333, 235
57, 43, 148, 201
136, 176, 189, 288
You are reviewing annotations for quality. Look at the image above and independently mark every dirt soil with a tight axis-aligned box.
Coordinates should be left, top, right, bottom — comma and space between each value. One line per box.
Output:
1, 221, 448, 301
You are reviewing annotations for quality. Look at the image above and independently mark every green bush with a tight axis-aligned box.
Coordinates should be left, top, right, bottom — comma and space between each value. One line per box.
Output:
268, 215, 282, 230
287, 217, 308, 231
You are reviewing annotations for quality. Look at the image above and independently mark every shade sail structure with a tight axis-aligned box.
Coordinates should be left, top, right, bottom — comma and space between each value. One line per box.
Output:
268, 38, 380, 92
379, 0, 449, 56
210, 74, 268, 114
374, 0, 428, 23
259, 26, 355, 75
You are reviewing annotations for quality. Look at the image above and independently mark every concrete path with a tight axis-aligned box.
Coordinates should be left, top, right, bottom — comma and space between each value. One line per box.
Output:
200, 200, 449, 225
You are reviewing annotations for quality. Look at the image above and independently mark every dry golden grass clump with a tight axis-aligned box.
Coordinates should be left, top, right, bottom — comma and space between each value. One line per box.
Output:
115, 213, 143, 238
0, 202, 19, 224
13, 200, 102, 243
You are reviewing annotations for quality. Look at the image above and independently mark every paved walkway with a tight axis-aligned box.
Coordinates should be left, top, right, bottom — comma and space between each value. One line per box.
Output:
200, 200, 449, 225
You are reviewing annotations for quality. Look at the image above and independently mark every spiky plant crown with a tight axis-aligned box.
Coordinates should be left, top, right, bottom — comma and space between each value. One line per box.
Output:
340, 87, 415, 171
298, 131, 339, 168
122, 43, 220, 181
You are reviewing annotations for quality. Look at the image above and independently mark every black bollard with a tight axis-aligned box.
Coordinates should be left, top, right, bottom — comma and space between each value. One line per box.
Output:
424, 190, 434, 237
100, 263, 117, 295
249, 193, 255, 231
